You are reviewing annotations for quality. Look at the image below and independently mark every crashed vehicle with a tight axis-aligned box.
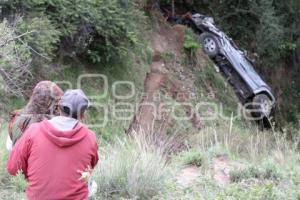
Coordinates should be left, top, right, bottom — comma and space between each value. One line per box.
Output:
177, 13, 276, 119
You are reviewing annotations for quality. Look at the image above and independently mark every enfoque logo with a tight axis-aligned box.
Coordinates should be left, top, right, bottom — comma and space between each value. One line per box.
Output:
50, 73, 270, 127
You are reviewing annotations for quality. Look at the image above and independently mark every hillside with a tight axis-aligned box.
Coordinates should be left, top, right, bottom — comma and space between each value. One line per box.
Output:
0, 1, 300, 200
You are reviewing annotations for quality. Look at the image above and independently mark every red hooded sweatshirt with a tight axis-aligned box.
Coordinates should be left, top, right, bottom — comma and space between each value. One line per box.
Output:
7, 119, 99, 200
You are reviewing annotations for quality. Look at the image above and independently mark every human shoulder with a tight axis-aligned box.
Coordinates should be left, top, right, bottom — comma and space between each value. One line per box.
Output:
80, 124, 98, 143
23, 121, 43, 138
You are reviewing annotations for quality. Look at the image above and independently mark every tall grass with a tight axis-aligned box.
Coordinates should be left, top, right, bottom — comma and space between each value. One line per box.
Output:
158, 120, 300, 200
93, 134, 170, 199
187, 120, 297, 163
0, 123, 26, 200
0, 123, 9, 179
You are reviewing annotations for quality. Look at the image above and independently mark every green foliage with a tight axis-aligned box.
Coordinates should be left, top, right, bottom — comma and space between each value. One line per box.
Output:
230, 162, 282, 182
0, 20, 32, 96
0, 21, 32, 68
175, 148, 204, 167
194, 64, 238, 115
3, 0, 146, 64
17, 16, 61, 58
10, 171, 27, 193
274, 0, 300, 51
251, 0, 284, 67
183, 28, 200, 52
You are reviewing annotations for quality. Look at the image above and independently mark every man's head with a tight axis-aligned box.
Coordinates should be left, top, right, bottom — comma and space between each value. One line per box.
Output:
59, 89, 90, 120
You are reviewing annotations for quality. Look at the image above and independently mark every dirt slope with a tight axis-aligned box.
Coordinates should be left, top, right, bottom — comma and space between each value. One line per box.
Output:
127, 17, 208, 136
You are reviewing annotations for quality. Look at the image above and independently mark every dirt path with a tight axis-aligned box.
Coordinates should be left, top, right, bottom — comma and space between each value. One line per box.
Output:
176, 156, 245, 187
176, 166, 201, 186
175, 156, 231, 187
212, 156, 231, 186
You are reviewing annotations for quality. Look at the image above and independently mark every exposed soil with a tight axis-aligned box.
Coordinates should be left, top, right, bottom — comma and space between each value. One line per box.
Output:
176, 157, 230, 187
127, 19, 203, 135
176, 166, 201, 186
176, 156, 241, 187
127, 61, 168, 134
212, 155, 246, 186
212, 155, 231, 186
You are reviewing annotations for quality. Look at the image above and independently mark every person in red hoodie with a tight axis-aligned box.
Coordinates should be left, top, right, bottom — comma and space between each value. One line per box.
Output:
7, 89, 99, 200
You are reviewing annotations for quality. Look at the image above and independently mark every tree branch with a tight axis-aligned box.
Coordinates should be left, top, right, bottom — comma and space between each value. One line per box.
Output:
0, 30, 36, 47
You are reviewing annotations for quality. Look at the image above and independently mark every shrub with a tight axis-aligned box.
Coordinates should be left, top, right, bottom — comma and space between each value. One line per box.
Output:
183, 28, 200, 53
230, 162, 282, 182
17, 16, 61, 58
175, 148, 204, 167
93, 135, 170, 199
4, 0, 146, 63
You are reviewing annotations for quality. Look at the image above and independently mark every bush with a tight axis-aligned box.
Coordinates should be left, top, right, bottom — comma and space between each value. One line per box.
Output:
93, 135, 170, 199
17, 16, 61, 58
230, 162, 282, 182
4, 0, 146, 63
175, 148, 204, 167
183, 28, 200, 53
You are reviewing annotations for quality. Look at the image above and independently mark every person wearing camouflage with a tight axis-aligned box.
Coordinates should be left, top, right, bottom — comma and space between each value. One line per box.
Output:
7, 81, 63, 146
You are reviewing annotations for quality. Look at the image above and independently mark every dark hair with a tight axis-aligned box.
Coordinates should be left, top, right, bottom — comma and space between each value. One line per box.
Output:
62, 106, 87, 119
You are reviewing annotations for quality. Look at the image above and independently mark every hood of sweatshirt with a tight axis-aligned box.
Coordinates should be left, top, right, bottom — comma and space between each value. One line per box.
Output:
41, 119, 87, 147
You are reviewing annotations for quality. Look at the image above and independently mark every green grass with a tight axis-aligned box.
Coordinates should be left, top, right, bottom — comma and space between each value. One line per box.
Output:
230, 161, 283, 182
195, 64, 239, 115
93, 135, 170, 200
0, 124, 9, 179
1, 117, 300, 200
156, 121, 300, 200
174, 148, 205, 167
47, 44, 150, 141
0, 124, 26, 200
0, 94, 26, 119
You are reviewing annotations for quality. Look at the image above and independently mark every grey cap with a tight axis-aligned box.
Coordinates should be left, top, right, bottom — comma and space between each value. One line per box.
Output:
59, 89, 90, 119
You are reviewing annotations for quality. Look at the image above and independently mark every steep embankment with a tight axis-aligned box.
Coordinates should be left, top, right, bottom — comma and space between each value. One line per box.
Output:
128, 13, 239, 138
127, 14, 252, 187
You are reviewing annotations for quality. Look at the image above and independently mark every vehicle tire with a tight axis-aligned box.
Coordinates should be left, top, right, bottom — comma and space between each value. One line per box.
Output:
199, 32, 220, 57
251, 94, 272, 119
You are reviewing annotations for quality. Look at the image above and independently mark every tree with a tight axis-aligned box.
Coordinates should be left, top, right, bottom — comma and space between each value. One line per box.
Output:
2, 0, 145, 64
0, 20, 32, 96
251, 0, 284, 67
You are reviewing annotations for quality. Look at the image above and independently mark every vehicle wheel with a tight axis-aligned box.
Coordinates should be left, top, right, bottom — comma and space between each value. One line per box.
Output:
199, 32, 220, 57
251, 94, 272, 118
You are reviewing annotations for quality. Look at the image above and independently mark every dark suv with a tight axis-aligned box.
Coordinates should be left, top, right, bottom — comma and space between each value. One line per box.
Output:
177, 13, 276, 119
